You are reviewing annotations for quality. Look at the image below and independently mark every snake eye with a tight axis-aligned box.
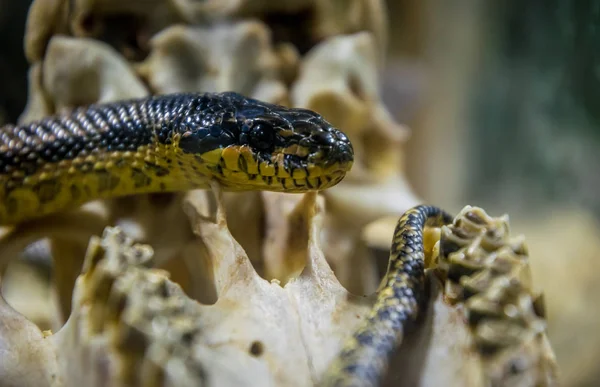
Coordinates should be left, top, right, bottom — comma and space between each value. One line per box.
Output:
249, 123, 275, 151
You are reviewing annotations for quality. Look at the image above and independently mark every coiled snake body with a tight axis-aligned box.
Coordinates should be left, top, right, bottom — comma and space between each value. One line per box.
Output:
0, 92, 452, 386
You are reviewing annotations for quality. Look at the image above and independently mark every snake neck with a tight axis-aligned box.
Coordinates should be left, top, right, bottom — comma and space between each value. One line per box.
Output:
0, 141, 212, 225
0, 97, 209, 225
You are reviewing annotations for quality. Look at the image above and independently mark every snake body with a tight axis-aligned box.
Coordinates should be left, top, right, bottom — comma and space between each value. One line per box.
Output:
0, 92, 453, 386
322, 205, 453, 387
0, 92, 353, 225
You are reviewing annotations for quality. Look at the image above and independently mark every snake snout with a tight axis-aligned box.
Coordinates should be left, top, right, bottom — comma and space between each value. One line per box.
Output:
312, 127, 354, 169
331, 140, 354, 164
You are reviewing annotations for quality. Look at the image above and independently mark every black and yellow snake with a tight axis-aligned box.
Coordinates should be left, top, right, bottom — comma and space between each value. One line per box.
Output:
322, 205, 453, 387
0, 92, 352, 224
0, 92, 453, 386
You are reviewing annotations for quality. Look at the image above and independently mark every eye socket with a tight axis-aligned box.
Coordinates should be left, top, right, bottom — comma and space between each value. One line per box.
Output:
249, 123, 275, 151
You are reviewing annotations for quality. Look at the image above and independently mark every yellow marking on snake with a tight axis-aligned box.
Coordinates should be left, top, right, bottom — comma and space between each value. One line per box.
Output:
0, 143, 207, 224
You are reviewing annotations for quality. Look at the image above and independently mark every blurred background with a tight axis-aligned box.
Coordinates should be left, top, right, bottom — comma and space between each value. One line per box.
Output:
0, 1, 598, 385
385, 2, 600, 386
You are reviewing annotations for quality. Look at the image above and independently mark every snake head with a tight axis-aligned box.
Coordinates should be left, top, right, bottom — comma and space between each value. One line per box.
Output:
177, 92, 354, 192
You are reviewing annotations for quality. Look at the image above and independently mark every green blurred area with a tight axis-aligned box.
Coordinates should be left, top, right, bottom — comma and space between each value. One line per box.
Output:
383, 0, 599, 218
469, 1, 600, 215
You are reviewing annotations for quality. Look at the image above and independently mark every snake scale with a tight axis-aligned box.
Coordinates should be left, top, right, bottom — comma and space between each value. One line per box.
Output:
322, 205, 453, 387
0, 91, 453, 386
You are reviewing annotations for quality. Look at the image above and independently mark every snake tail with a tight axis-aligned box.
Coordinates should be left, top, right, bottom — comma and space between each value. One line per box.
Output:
322, 205, 454, 387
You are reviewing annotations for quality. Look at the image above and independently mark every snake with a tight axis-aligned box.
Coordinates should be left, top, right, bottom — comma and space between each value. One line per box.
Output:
321, 205, 454, 387
0, 91, 453, 386
0, 92, 353, 225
